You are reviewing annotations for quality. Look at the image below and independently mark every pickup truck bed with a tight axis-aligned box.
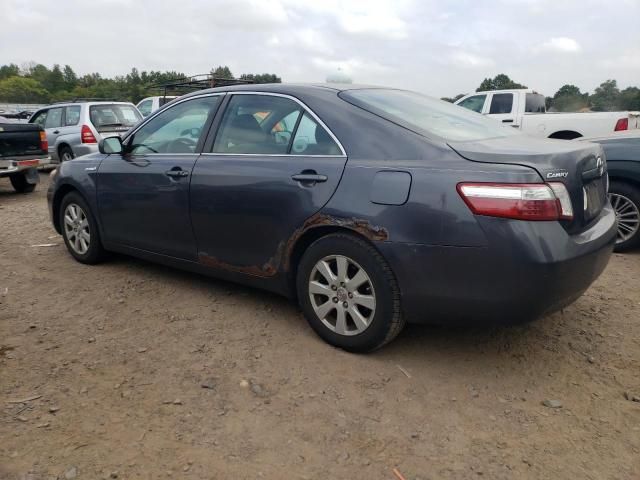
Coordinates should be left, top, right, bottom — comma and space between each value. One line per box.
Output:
0, 122, 50, 193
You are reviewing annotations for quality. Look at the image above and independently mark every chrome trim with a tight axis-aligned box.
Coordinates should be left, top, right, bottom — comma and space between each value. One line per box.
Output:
200, 153, 345, 158
226, 91, 347, 157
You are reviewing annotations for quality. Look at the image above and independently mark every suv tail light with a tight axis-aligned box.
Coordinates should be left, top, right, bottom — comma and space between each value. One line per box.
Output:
81, 124, 97, 144
457, 183, 573, 221
614, 118, 628, 131
39, 130, 48, 152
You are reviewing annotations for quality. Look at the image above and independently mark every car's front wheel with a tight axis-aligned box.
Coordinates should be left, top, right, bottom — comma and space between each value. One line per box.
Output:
296, 233, 404, 352
609, 181, 640, 252
59, 192, 106, 264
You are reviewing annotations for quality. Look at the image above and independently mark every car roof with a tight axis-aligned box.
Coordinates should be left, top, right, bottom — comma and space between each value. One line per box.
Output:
42, 101, 136, 108
176, 83, 396, 100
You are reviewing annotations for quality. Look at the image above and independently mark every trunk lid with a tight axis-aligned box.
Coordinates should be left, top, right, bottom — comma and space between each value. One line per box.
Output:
0, 123, 46, 158
448, 136, 608, 233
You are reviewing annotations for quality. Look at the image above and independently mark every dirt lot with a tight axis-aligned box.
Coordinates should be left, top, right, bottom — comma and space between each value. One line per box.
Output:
1, 173, 639, 480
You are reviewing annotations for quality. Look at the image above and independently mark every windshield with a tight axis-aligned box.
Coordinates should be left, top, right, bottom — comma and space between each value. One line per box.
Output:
89, 104, 142, 129
340, 88, 517, 142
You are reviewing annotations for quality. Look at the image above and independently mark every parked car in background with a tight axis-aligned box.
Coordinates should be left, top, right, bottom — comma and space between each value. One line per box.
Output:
47, 84, 615, 351
0, 121, 49, 192
29, 101, 143, 163
580, 131, 640, 251
136, 96, 179, 117
455, 89, 640, 139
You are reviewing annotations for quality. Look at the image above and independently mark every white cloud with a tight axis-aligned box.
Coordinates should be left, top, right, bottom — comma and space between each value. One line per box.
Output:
449, 51, 495, 68
539, 37, 582, 53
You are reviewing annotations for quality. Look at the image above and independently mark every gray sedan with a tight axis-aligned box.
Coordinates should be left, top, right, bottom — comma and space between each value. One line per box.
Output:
46, 84, 616, 351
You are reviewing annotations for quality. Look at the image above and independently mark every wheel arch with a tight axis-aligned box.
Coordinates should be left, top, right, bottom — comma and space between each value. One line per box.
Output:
548, 130, 583, 140
286, 224, 389, 299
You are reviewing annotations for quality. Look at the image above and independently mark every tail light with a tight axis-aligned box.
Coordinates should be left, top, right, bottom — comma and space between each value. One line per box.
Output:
81, 124, 97, 144
39, 130, 48, 152
457, 183, 573, 221
614, 118, 628, 131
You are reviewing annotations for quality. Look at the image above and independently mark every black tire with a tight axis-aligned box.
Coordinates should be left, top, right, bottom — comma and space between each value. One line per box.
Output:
609, 181, 640, 252
59, 146, 74, 162
9, 173, 36, 193
59, 191, 106, 264
296, 233, 404, 352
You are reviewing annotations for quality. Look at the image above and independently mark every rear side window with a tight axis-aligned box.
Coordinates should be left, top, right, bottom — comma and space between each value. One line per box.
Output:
525, 93, 546, 113
457, 95, 486, 113
89, 104, 142, 131
65, 106, 81, 126
44, 108, 63, 128
489, 94, 513, 114
137, 100, 152, 117
341, 89, 517, 142
213, 95, 302, 154
291, 113, 341, 155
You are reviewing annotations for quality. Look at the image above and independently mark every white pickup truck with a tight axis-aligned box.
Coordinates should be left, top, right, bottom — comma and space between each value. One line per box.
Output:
454, 89, 640, 139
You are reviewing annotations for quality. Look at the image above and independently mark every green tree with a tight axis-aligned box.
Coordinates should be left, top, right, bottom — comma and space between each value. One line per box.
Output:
0, 63, 20, 80
550, 84, 589, 112
0, 76, 49, 103
62, 65, 78, 91
44, 64, 66, 94
477, 74, 527, 92
240, 73, 282, 84
211, 65, 234, 79
590, 80, 620, 111
619, 86, 640, 111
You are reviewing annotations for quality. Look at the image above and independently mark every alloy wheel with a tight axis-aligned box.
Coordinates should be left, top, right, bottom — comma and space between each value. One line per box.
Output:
308, 255, 376, 336
609, 193, 640, 243
64, 203, 91, 254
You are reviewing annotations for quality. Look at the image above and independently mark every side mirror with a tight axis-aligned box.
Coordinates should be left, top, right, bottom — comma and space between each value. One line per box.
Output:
99, 135, 123, 154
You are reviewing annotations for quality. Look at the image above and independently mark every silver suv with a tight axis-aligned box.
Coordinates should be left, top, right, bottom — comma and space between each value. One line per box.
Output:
29, 101, 142, 163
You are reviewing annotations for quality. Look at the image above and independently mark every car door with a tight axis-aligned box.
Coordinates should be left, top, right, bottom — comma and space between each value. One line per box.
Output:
43, 107, 64, 153
456, 94, 487, 114
97, 94, 223, 260
486, 92, 518, 126
190, 92, 348, 276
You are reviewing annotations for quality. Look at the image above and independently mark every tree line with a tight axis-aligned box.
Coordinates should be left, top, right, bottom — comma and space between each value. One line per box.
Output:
441, 73, 640, 112
0, 63, 282, 104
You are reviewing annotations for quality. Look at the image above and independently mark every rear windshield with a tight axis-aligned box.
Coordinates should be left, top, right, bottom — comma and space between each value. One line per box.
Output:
89, 104, 142, 129
340, 89, 517, 142
525, 93, 546, 113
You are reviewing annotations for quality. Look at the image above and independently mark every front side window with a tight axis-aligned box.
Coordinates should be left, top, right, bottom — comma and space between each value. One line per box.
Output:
44, 108, 62, 129
89, 104, 142, 132
291, 113, 341, 155
457, 95, 486, 113
341, 89, 517, 142
127, 96, 221, 154
489, 93, 513, 114
65, 106, 81, 126
31, 110, 47, 127
137, 100, 153, 117
213, 95, 302, 154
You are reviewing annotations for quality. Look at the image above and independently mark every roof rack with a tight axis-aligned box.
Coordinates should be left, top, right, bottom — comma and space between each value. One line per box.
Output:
52, 98, 119, 104
147, 74, 254, 98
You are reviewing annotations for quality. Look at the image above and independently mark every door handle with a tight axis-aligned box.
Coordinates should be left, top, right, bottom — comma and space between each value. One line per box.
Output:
291, 173, 328, 183
53, 130, 60, 134
501, 119, 514, 123
165, 168, 189, 178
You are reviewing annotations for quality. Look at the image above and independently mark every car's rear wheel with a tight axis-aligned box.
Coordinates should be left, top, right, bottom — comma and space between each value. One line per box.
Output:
609, 181, 640, 252
9, 173, 36, 193
296, 233, 404, 352
59, 146, 74, 162
60, 192, 106, 264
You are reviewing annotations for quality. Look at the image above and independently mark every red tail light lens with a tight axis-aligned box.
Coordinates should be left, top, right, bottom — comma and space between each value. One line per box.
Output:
39, 130, 48, 152
614, 118, 628, 131
457, 183, 574, 221
81, 124, 97, 144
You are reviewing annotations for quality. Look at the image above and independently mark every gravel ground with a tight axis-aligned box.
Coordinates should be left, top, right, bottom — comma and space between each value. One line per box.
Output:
1, 173, 639, 480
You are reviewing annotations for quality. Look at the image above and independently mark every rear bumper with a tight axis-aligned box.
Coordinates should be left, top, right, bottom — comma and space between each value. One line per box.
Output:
0, 155, 50, 177
377, 205, 617, 325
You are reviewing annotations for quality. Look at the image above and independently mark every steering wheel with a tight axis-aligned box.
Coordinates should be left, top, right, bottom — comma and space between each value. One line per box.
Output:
169, 137, 198, 153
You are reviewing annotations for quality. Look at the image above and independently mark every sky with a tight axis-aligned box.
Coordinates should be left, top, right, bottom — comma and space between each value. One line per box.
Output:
1, 0, 639, 98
